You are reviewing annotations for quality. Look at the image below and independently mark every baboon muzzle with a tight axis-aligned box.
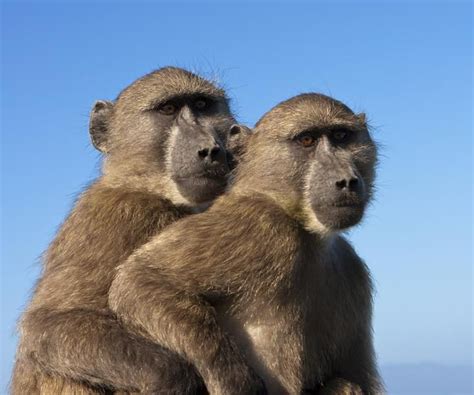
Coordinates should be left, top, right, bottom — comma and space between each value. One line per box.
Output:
308, 151, 367, 230
170, 107, 230, 203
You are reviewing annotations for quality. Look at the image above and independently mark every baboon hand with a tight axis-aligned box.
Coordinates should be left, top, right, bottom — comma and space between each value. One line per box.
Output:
318, 378, 363, 395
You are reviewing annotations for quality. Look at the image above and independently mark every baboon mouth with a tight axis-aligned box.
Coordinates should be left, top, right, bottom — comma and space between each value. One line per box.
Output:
173, 173, 229, 190
200, 170, 229, 179
313, 199, 364, 209
175, 169, 229, 181
173, 174, 228, 204
175, 173, 228, 182
312, 203, 365, 230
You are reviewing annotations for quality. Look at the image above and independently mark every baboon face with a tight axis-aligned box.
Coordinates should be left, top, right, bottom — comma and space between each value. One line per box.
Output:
238, 93, 377, 233
89, 67, 236, 204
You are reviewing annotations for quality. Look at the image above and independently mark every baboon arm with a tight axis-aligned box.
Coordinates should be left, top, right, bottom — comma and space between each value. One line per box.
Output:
109, 198, 295, 393
109, 263, 264, 395
17, 307, 204, 394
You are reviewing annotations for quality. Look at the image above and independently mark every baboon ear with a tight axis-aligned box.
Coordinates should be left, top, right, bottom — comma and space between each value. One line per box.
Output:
89, 100, 114, 153
226, 124, 254, 169
228, 124, 254, 151
356, 112, 367, 126
229, 124, 253, 137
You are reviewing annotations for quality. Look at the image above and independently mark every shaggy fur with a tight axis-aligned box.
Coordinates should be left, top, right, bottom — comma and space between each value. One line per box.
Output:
11, 67, 238, 394
109, 94, 384, 395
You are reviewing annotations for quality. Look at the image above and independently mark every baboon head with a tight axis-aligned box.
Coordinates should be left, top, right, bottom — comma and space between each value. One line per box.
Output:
89, 67, 242, 205
233, 93, 377, 234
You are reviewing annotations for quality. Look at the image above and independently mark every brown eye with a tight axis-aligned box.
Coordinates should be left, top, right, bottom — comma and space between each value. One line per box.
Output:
159, 103, 177, 115
297, 133, 316, 147
331, 129, 350, 143
194, 99, 207, 110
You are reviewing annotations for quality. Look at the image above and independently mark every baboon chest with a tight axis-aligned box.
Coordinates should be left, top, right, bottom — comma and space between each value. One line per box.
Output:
217, 249, 360, 394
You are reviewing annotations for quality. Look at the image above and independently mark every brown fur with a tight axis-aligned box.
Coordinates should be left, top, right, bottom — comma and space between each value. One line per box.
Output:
11, 67, 236, 394
109, 94, 384, 394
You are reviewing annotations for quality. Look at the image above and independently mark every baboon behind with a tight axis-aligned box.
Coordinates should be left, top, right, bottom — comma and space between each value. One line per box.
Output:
11, 67, 246, 394
109, 93, 384, 394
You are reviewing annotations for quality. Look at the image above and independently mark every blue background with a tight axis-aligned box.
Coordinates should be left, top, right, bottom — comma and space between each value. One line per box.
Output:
1, 1, 472, 394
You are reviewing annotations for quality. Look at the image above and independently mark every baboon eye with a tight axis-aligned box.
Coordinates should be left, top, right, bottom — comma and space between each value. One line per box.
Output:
331, 128, 350, 143
296, 133, 316, 147
194, 99, 208, 110
159, 103, 178, 115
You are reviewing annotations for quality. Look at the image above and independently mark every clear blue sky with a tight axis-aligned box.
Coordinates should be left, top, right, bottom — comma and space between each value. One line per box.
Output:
1, 1, 472, 393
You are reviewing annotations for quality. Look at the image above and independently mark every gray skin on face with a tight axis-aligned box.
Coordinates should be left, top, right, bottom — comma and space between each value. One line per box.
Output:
168, 107, 229, 204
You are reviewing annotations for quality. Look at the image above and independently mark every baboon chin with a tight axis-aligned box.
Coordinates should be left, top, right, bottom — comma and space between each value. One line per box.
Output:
109, 93, 383, 394
312, 204, 366, 231
305, 151, 369, 232
308, 188, 368, 232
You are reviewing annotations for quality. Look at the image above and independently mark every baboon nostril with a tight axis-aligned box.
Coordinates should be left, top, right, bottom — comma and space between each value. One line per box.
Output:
335, 177, 359, 191
348, 178, 359, 191
335, 179, 347, 190
198, 148, 209, 158
210, 146, 221, 161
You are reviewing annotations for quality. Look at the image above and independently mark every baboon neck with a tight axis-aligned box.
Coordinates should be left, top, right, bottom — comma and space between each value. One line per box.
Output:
100, 168, 196, 208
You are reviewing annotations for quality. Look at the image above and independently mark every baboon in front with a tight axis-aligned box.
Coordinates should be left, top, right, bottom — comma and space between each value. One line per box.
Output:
11, 67, 245, 394
109, 93, 384, 394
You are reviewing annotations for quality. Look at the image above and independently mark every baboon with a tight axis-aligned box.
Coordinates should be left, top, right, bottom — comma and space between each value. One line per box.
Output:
11, 67, 245, 394
109, 93, 384, 394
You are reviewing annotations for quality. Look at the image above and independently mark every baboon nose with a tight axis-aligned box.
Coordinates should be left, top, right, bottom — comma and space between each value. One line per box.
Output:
198, 145, 226, 164
210, 146, 222, 161
335, 177, 359, 192
198, 148, 209, 159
